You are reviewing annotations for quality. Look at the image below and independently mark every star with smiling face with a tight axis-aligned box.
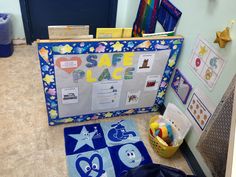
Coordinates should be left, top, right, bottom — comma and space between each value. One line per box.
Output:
69, 126, 97, 152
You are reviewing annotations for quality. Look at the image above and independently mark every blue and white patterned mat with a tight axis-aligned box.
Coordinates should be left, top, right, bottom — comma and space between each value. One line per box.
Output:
64, 119, 152, 177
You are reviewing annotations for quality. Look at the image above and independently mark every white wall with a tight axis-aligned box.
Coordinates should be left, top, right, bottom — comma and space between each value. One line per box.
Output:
120, 0, 236, 176
116, 0, 129, 28
116, 1, 140, 28
0, 0, 25, 39
164, 1, 236, 176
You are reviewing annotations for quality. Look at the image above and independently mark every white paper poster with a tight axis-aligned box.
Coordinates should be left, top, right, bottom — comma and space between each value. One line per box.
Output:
144, 75, 161, 91
126, 91, 141, 105
137, 53, 155, 72
189, 37, 225, 90
186, 89, 216, 132
92, 81, 123, 110
61, 87, 79, 104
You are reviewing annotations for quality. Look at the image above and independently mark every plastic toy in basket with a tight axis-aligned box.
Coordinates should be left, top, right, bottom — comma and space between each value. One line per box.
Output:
148, 103, 192, 158
155, 123, 174, 145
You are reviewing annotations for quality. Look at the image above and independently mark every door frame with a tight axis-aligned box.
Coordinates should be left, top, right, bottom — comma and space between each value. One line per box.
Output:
19, 0, 118, 44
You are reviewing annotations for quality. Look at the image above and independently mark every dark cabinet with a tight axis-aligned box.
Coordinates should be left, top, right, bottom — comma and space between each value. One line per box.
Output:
20, 0, 118, 44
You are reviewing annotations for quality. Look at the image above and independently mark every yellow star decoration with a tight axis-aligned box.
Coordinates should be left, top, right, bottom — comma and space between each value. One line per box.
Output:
89, 47, 95, 52
105, 112, 113, 118
198, 46, 207, 56
43, 74, 54, 84
49, 110, 58, 119
112, 42, 124, 51
158, 91, 165, 97
168, 59, 175, 67
64, 118, 74, 123
214, 27, 231, 48
60, 44, 73, 54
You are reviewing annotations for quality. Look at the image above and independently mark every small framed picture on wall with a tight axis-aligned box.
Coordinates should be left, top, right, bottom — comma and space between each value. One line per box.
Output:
171, 69, 192, 104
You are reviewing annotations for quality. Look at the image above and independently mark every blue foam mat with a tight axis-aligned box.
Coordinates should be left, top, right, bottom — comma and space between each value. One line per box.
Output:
64, 119, 152, 177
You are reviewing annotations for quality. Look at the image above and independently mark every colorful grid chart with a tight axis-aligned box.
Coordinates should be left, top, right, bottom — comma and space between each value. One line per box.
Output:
190, 37, 225, 89
187, 93, 212, 130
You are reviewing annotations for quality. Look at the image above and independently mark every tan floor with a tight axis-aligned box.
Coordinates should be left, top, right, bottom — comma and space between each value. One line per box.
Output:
0, 45, 192, 177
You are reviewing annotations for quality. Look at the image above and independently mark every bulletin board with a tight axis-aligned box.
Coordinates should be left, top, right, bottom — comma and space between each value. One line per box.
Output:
37, 36, 183, 125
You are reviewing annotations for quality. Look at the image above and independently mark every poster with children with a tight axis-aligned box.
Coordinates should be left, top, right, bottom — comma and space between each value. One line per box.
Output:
189, 37, 225, 90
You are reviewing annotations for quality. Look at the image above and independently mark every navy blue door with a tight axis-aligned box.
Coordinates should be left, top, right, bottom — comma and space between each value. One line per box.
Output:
20, 0, 118, 44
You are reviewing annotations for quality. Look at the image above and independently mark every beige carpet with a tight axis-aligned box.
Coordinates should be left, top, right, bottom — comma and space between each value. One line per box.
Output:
0, 45, 192, 177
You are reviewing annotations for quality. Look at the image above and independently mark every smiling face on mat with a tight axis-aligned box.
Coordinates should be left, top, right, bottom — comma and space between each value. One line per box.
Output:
118, 144, 142, 168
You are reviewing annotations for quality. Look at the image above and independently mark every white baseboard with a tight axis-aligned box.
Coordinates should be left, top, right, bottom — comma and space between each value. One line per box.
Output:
13, 39, 26, 45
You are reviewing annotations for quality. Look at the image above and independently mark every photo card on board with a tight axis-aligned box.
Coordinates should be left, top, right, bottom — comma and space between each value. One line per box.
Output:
171, 69, 192, 104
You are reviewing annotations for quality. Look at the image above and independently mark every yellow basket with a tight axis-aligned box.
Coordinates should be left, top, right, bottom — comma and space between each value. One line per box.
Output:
149, 115, 183, 158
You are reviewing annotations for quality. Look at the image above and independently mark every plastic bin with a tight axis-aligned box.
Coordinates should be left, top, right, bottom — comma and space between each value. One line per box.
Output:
149, 103, 192, 158
0, 13, 13, 57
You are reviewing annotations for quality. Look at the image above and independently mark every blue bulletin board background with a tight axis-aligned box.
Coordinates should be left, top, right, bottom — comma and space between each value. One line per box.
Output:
37, 36, 183, 125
